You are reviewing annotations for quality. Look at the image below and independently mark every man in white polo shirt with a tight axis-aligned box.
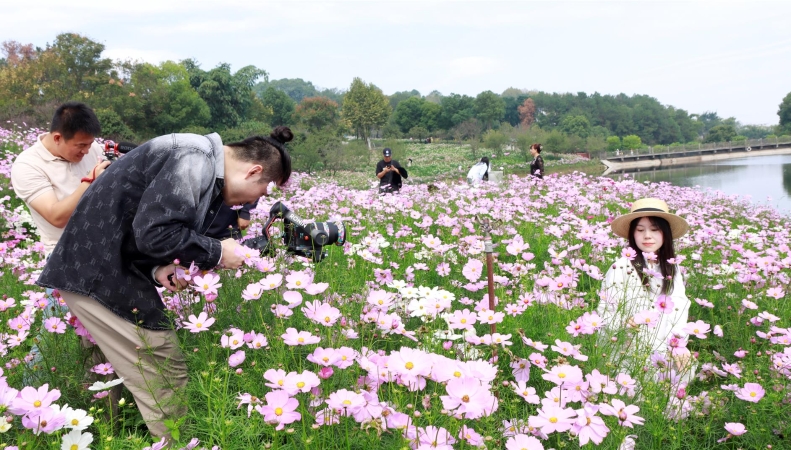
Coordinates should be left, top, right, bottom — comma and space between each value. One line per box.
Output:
11, 102, 110, 255
11, 102, 110, 379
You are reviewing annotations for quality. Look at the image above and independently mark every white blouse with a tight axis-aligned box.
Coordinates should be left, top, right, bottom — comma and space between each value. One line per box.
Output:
596, 257, 691, 357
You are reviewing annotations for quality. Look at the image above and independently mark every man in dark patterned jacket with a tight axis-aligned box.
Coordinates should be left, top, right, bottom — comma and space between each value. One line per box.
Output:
37, 129, 292, 440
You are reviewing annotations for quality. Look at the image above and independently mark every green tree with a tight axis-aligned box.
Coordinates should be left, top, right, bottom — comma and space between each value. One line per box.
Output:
293, 96, 339, 131
439, 93, 475, 130
341, 77, 391, 144
388, 89, 420, 111
606, 136, 622, 152
559, 115, 591, 138
545, 129, 568, 153
779, 92, 791, 134
49, 33, 113, 99
185, 60, 267, 130
705, 124, 737, 143
420, 101, 442, 132
474, 90, 506, 129
482, 129, 507, 157
408, 126, 429, 140
261, 87, 296, 126
255, 78, 318, 103
392, 97, 425, 133
622, 134, 643, 150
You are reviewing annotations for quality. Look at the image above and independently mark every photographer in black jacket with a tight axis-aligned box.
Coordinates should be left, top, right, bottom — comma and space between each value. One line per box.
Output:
375, 147, 407, 194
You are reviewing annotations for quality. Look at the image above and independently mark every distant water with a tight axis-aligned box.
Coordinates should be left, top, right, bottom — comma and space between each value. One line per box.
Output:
606, 155, 791, 214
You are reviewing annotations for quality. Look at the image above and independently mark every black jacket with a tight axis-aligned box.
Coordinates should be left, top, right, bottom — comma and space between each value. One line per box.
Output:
530, 155, 545, 179
37, 133, 225, 330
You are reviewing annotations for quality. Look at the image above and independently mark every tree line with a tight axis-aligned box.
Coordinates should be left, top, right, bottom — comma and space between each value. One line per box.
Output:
1, 33, 790, 172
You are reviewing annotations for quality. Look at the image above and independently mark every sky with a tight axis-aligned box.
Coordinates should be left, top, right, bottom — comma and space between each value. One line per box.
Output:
3, 0, 790, 125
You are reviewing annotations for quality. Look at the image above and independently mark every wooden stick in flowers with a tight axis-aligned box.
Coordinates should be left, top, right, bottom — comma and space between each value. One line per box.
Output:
480, 217, 497, 337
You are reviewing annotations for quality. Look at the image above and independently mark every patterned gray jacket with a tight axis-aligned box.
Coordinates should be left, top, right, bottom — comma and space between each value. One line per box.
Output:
37, 133, 226, 330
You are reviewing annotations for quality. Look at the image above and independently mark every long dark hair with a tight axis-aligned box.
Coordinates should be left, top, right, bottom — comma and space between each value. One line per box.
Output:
627, 216, 676, 294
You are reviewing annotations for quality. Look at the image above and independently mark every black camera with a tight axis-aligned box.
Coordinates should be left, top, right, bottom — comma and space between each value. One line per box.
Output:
103, 141, 137, 161
245, 202, 345, 263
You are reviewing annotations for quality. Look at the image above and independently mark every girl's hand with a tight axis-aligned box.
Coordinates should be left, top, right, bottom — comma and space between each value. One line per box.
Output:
626, 317, 638, 329
672, 352, 692, 371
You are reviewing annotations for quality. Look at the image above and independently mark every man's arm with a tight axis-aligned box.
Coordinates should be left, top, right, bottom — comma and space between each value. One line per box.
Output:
376, 161, 391, 179
17, 160, 110, 228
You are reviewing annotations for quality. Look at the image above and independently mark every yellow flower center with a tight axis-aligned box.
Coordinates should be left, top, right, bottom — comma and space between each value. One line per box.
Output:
750, 392, 756, 397
203, 284, 209, 290
232, 339, 238, 345
558, 373, 566, 379
549, 417, 558, 423
297, 382, 305, 388
196, 323, 203, 328
453, 371, 462, 377
71, 445, 79, 450
342, 400, 351, 405
298, 337, 304, 343
341, 356, 347, 361
378, 300, 384, 305
275, 407, 283, 416
278, 380, 284, 386
296, 281, 302, 286
33, 400, 41, 407
71, 418, 79, 426
460, 319, 467, 324
461, 395, 470, 403
324, 317, 331, 323
405, 362, 414, 370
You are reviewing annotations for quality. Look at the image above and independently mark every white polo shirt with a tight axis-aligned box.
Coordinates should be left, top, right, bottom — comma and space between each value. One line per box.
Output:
10, 134, 104, 253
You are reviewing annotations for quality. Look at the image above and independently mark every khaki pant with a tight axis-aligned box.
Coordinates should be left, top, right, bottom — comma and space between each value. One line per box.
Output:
61, 291, 188, 439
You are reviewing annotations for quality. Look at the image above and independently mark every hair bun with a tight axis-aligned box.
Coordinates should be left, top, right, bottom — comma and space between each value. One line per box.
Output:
270, 126, 294, 145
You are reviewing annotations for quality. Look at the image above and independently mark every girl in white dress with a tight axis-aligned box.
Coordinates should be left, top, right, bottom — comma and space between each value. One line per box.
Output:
596, 198, 695, 394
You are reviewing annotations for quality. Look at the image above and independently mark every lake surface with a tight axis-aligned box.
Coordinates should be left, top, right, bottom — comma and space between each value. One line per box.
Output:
606, 154, 791, 214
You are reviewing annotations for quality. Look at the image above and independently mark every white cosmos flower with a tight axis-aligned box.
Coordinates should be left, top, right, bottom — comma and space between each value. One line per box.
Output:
88, 378, 124, 391
61, 429, 93, 450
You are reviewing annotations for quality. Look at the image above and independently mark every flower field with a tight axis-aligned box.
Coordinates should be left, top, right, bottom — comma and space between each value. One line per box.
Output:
0, 125, 790, 449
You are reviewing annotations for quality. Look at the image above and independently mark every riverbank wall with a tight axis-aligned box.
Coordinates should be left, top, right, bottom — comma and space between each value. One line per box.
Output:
602, 146, 791, 175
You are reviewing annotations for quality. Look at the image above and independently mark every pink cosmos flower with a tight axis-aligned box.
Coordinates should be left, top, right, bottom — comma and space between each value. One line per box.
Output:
256, 390, 301, 430
599, 399, 644, 427
281, 328, 320, 346
633, 310, 661, 328
417, 426, 456, 450
282, 290, 303, 308
734, 383, 765, 403
228, 350, 246, 367
510, 358, 531, 382
90, 363, 114, 376
193, 273, 222, 295
283, 370, 321, 395
615, 373, 637, 396
511, 381, 540, 404
43, 317, 66, 334
241, 283, 264, 301
221, 329, 246, 349
286, 270, 313, 289
654, 294, 675, 313
448, 309, 477, 331
573, 404, 609, 445
724, 422, 747, 436
462, 259, 484, 282
246, 332, 268, 350
621, 247, 637, 260
309, 302, 341, 326
182, 312, 215, 333
528, 405, 577, 434
458, 425, 485, 447
326, 389, 365, 416
685, 320, 711, 339
21, 405, 65, 435
389, 347, 432, 386
307, 347, 340, 367
333, 346, 356, 369
436, 262, 451, 277
305, 282, 329, 295
264, 369, 288, 390
272, 304, 293, 318
713, 325, 723, 337
766, 287, 784, 299
260, 273, 283, 290
440, 377, 496, 419
9, 384, 61, 417
542, 364, 583, 385
506, 434, 544, 450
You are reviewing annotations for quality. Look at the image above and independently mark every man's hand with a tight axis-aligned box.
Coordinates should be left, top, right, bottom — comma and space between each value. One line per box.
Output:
154, 264, 188, 292
91, 161, 110, 180
220, 238, 245, 269
238, 218, 251, 231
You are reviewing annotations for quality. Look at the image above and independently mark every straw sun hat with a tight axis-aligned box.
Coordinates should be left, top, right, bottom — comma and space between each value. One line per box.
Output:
610, 198, 689, 240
